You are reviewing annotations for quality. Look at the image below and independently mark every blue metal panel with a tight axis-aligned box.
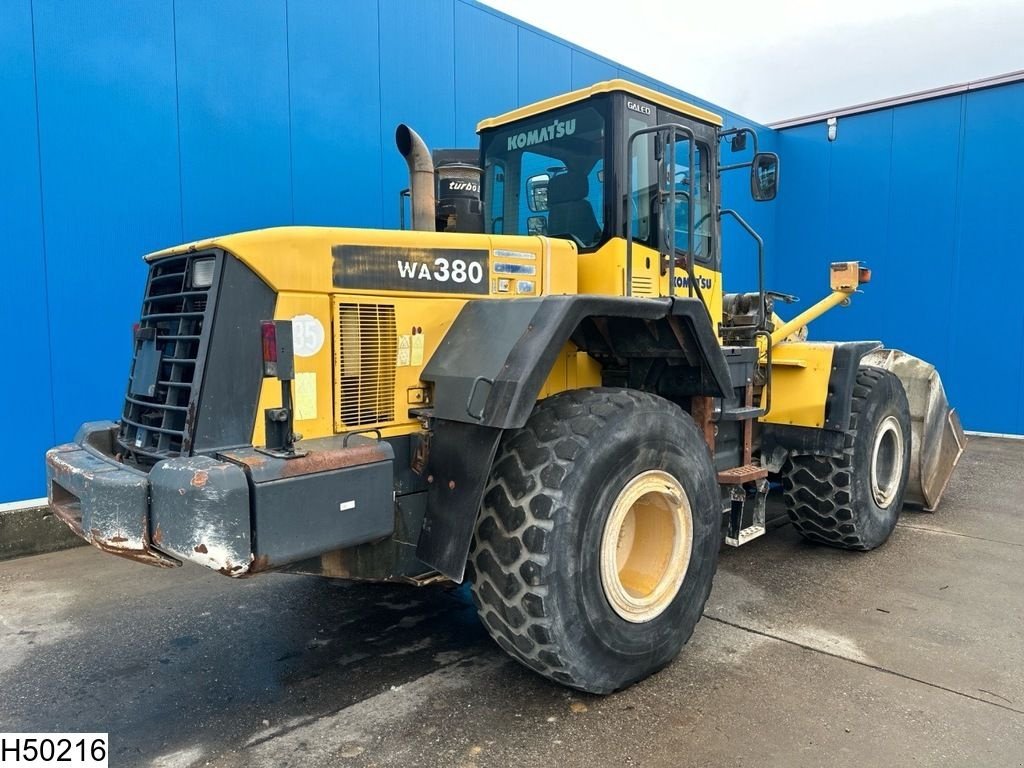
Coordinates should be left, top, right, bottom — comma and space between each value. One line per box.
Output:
719, 128, 777, 294
0, 1, 54, 500
288, 0, 383, 227
950, 83, 1024, 433
774, 85, 1024, 434
879, 96, 962, 377
4, 0, 792, 503
518, 29, 571, 106
771, 123, 834, 324
378, 0, 456, 228
804, 110, 894, 343
571, 51, 616, 89
174, 0, 292, 239
32, 0, 182, 447
454, 1, 518, 147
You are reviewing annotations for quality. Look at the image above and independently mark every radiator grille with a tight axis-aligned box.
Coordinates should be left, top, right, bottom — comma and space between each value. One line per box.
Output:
336, 303, 397, 428
117, 253, 217, 461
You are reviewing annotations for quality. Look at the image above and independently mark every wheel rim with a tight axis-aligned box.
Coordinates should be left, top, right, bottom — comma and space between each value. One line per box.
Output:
600, 470, 693, 623
871, 415, 904, 508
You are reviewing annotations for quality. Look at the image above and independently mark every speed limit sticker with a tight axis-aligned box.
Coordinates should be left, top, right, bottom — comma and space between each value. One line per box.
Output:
291, 314, 325, 357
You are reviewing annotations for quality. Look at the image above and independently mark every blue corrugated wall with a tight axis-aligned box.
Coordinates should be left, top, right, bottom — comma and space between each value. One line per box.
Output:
2, 0, 771, 503
773, 81, 1024, 436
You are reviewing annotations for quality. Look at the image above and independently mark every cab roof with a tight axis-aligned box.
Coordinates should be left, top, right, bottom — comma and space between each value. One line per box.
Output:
476, 78, 724, 132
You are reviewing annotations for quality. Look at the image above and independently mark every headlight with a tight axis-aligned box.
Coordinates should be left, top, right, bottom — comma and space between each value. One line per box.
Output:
190, 257, 216, 288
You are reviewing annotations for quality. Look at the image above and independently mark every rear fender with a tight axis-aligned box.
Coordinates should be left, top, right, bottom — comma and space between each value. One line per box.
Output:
416, 294, 733, 581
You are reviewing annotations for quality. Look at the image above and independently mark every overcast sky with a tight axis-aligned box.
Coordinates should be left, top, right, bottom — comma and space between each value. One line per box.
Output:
482, 0, 1024, 123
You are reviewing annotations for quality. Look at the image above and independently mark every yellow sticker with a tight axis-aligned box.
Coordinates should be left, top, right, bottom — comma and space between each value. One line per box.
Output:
397, 335, 412, 367
411, 334, 425, 366
295, 371, 318, 421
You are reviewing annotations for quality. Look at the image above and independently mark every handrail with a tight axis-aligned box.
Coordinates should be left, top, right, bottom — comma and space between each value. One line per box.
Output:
719, 207, 767, 332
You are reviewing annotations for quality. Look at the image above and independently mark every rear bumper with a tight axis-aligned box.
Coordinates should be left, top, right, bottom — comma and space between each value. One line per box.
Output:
45, 422, 395, 577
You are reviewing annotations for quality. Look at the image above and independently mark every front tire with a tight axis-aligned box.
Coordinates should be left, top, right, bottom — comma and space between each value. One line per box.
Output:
467, 388, 721, 694
782, 367, 912, 550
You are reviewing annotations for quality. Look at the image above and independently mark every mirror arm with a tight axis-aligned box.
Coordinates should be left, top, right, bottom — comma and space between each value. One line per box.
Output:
718, 127, 760, 175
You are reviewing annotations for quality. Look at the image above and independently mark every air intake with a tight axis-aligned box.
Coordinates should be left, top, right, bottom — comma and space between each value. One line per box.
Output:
335, 302, 398, 429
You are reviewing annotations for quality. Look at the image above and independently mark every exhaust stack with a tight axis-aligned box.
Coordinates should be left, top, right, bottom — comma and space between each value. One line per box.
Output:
396, 124, 436, 232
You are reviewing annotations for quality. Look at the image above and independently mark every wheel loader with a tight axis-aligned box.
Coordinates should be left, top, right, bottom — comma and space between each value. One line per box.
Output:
45, 80, 965, 694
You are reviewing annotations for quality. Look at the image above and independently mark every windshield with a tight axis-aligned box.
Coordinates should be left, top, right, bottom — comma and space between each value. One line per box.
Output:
482, 102, 607, 248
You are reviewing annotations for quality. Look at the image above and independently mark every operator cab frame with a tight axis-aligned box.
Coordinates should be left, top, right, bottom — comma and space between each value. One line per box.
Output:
478, 82, 725, 275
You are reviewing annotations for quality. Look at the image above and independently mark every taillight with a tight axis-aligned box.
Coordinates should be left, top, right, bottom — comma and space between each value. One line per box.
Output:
261, 320, 279, 377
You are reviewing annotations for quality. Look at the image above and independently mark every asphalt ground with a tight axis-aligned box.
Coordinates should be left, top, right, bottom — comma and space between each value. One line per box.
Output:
1, 436, 1021, 767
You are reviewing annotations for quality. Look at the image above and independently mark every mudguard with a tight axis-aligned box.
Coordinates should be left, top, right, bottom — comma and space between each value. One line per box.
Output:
421, 294, 733, 428
416, 293, 733, 580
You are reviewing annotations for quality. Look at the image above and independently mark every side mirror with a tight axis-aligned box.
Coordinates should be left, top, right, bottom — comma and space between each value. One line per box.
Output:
526, 215, 547, 235
750, 152, 779, 202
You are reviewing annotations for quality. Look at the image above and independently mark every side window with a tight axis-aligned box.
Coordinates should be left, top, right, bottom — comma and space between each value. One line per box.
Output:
520, 150, 561, 237
672, 143, 712, 262
486, 161, 506, 234
586, 161, 604, 229
628, 117, 654, 242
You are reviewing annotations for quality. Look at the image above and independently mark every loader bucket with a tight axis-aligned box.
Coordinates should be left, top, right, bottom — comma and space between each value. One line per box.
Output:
861, 349, 966, 511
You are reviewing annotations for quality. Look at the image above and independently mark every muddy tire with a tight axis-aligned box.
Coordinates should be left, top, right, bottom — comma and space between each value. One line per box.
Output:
782, 367, 911, 550
466, 388, 721, 694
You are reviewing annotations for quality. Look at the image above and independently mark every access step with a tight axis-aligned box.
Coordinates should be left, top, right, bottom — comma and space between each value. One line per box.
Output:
717, 464, 768, 485
726, 524, 765, 547
721, 473, 770, 548
717, 406, 765, 422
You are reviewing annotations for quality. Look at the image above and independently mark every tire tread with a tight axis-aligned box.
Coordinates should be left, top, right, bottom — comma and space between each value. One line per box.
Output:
781, 366, 901, 550
468, 388, 680, 686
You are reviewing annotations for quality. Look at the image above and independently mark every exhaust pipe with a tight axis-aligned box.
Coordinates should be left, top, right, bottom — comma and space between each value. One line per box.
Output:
396, 124, 435, 232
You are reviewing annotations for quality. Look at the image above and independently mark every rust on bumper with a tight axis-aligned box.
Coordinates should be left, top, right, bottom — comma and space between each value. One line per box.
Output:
46, 427, 181, 569
46, 424, 397, 578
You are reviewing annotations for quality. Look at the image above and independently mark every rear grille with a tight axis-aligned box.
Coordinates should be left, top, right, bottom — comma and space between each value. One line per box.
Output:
336, 302, 397, 428
117, 253, 218, 462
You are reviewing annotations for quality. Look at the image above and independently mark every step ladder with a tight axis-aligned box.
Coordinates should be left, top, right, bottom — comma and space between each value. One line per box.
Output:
719, 466, 769, 547
715, 383, 770, 547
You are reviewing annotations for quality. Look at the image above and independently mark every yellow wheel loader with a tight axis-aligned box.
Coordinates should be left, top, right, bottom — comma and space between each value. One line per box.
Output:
45, 80, 965, 694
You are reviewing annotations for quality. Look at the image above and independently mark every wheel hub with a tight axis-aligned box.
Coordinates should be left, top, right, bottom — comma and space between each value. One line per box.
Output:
871, 415, 904, 508
600, 470, 693, 623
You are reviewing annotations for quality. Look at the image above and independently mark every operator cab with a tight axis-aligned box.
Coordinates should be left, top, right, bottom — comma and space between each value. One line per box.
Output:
479, 83, 735, 273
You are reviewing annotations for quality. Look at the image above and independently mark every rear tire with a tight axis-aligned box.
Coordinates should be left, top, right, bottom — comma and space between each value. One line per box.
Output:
467, 388, 721, 694
782, 367, 911, 550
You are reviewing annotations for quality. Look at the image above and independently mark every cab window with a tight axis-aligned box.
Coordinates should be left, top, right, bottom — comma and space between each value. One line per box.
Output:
482, 104, 606, 249
627, 126, 712, 263
672, 144, 712, 261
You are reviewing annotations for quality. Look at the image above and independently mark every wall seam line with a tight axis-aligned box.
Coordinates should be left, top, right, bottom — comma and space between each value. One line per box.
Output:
27, 0, 58, 449
946, 93, 969, 404
284, 0, 296, 224
376, 0, 386, 226
452, 0, 458, 143
171, 0, 185, 241
883, 109, 895, 266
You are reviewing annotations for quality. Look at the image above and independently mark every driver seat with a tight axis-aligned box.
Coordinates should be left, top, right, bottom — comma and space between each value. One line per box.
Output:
547, 170, 601, 245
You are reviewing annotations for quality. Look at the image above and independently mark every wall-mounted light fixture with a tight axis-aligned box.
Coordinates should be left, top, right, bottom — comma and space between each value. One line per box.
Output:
827, 117, 838, 142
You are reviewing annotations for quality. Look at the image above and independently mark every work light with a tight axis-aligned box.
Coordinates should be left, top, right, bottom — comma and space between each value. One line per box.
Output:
190, 257, 216, 288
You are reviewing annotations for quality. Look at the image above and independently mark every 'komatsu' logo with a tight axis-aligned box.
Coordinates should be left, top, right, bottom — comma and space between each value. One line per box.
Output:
507, 118, 577, 151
